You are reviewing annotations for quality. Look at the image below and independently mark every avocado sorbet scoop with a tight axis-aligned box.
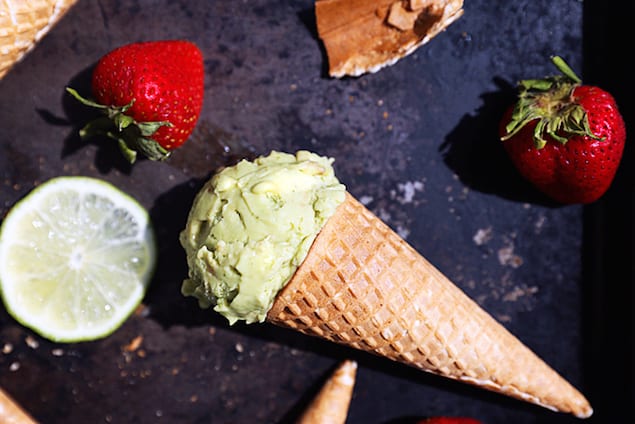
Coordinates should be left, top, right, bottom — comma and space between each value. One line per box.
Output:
180, 150, 345, 324
180, 150, 592, 419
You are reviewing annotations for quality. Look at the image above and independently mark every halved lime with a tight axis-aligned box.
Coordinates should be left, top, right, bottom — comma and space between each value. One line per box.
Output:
0, 176, 156, 343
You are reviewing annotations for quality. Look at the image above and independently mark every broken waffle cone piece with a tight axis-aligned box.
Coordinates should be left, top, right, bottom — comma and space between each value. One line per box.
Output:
297, 360, 357, 424
267, 193, 592, 419
315, 0, 464, 77
0, 0, 78, 80
0, 387, 37, 424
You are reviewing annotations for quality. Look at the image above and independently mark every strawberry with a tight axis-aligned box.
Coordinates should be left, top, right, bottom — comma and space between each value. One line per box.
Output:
499, 56, 626, 204
67, 40, 204, 163
416, 418, 483, 424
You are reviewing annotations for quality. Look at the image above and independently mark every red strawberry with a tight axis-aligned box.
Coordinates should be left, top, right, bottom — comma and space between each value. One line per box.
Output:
499, 56, 625, 204
417, 418, 483, 424
67, 40, 204, 163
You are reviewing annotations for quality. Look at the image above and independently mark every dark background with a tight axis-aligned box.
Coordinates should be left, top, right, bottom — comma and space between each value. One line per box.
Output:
0, 1, 632, 423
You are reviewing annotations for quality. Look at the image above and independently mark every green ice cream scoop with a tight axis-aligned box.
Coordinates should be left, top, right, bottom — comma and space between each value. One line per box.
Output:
179, 150, 346, 324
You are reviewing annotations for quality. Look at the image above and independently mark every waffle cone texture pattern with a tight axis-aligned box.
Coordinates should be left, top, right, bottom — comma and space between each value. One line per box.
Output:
267, 193, 592, 419
0, 0, 77, 80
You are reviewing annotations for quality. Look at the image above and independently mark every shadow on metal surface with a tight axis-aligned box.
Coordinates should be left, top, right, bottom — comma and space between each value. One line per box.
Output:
581, 0, 635, 423
440, 77, 561, 207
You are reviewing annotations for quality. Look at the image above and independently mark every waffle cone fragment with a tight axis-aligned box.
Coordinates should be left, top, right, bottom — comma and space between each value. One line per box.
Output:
0, 388, 37, 424
0, 0, 78, 80
268, 193, 592, 418
297, 360, 357, 424
315, 0, 464, 77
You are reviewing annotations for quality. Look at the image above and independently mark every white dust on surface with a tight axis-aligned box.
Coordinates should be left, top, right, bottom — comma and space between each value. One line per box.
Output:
469, 225, 539, 320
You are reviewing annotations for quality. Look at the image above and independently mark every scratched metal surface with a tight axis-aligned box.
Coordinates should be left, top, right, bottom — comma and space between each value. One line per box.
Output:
0, 1, 632, 423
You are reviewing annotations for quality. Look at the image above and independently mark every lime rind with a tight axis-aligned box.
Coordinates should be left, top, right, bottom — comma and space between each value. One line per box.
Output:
0, 176, 157, 343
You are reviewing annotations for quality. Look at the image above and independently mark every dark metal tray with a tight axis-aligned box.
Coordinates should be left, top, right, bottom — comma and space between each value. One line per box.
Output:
0, 1, 632, 423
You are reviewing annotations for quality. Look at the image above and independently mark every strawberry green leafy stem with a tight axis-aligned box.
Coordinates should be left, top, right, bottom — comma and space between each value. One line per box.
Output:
66, 87, 172, 163
500, 56, 603, 149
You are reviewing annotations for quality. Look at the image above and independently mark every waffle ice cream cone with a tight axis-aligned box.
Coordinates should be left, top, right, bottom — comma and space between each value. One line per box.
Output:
267, 192, 592, 419
0, 0, 78, 80
315, 0, 464, 77
297, 360, 357, 424
180, 151, 592, 419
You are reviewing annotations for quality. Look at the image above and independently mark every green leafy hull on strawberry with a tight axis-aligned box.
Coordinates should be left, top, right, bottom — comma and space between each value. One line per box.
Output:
500, 56, 626, 204
68, 39, 204, 163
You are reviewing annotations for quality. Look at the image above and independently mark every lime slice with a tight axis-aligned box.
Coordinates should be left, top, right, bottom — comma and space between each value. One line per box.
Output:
0, 176, 156, 343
